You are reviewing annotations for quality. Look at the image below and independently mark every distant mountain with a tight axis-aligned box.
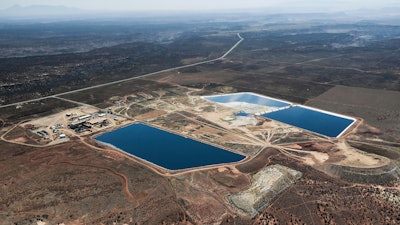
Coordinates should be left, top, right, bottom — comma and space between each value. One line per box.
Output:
0, 4, 168, 21
0, 5, 87, 20
1, 4, 399, 24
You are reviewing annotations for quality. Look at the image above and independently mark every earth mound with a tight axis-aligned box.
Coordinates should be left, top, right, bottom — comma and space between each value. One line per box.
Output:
324, 162, 400, 185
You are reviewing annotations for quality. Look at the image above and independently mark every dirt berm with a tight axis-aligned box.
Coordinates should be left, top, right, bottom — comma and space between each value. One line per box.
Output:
324, 162, 400, 185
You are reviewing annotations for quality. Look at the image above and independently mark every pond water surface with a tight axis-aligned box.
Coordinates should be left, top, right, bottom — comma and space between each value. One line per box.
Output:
95, 123, 245, 170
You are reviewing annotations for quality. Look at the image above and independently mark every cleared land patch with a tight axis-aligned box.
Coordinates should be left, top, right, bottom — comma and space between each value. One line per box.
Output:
228, 164, 302, 216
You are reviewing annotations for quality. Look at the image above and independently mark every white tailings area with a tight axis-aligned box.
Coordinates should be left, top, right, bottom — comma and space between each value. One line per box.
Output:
219, 101, 278, 114
229, 116, 258, 126
228, 164, 302, 216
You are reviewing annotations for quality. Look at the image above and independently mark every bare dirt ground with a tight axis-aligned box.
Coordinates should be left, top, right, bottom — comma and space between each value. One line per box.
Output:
0, 140, 190, 225
333, 141, 390, 168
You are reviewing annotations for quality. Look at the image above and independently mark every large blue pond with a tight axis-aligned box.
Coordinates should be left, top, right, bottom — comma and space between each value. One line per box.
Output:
203, 93, 290, 108
95, 123, 245, 170
262, 106, 355, 138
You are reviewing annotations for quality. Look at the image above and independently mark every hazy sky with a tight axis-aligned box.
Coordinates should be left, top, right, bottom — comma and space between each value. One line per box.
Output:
1, 0, 399, 12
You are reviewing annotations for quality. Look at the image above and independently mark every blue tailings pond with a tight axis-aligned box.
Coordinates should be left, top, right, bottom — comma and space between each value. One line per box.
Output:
203, 92, 356, 138
261, 106, 355, 138
95, 123, 245, 170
